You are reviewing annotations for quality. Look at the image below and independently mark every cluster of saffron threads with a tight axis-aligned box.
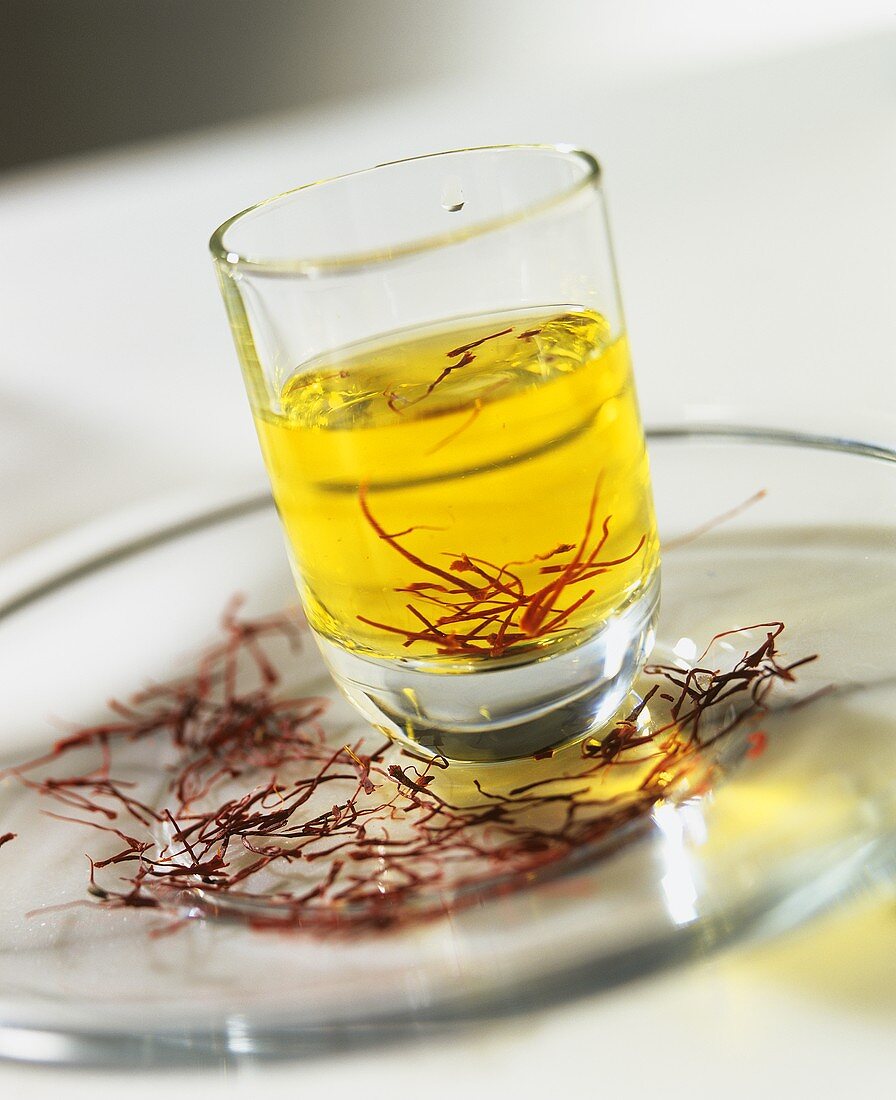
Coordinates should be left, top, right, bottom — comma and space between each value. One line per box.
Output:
1, 600, 813, 936
385, 324, 526, 414
384, 320, 569, 453
357, 478, 647, 658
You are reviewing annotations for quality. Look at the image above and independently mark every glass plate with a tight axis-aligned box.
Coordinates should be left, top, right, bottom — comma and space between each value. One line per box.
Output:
0, 426, 893, 1066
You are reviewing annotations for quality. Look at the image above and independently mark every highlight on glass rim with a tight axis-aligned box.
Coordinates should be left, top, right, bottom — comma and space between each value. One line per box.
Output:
211, 145, 660, 761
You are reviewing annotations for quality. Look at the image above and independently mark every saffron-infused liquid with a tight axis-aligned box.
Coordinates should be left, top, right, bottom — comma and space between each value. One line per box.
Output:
252, 307, 659, 668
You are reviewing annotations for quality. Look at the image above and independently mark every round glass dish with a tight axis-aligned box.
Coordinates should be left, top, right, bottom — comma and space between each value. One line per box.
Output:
0, 426, 893, 1066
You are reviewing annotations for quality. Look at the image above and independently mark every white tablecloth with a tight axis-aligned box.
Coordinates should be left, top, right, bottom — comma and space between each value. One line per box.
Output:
1, 28, 894, 1097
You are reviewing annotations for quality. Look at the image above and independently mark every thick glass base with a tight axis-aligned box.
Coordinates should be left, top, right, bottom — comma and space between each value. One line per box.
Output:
314, 571, 660, 762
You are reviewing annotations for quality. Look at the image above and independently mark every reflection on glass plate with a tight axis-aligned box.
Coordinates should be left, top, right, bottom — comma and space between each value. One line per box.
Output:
0, 427, 893, 1065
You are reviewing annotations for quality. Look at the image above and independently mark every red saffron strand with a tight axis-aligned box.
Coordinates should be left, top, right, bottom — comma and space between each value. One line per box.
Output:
446, 327, 513, 359
358, 484, 480, 596
663, 490, 767, 552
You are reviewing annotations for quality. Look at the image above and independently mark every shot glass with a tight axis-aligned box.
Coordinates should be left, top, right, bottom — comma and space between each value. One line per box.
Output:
210, 145, 660, 762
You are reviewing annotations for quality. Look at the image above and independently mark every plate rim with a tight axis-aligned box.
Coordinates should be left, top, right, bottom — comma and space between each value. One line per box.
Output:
2, 424, 893, 625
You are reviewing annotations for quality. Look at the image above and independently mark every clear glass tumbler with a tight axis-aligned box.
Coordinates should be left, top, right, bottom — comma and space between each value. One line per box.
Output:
210, 145, 660, 762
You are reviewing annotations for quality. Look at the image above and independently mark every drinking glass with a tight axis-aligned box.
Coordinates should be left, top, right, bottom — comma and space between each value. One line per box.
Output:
210, 145, 660, 761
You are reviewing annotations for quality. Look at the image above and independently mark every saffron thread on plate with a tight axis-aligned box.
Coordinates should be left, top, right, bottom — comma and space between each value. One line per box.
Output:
4, 598, 814, 936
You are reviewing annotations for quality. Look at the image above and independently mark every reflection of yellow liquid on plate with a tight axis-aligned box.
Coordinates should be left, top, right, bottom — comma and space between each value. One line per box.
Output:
252, 307, 659, 663
703, 775, 864, 864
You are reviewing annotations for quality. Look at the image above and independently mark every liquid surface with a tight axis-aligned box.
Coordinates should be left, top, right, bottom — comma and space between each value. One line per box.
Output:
253, 308, 658, 664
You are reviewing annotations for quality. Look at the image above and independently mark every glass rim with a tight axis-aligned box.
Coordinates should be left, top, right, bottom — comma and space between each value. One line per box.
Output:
208, 143, 601, 278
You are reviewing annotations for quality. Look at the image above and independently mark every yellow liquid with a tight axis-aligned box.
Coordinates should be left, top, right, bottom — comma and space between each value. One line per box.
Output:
253, 308, 658, 664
